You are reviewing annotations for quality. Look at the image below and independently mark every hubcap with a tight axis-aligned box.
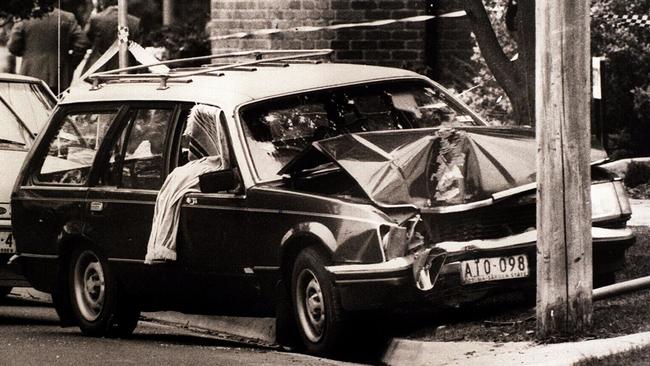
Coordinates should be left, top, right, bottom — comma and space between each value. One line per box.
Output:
73, 251, 105, 322
296, 269, 325, 343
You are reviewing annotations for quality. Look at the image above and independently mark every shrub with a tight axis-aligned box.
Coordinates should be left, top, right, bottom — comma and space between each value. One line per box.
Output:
624, 161, 650, 188
142, 22, 210, 65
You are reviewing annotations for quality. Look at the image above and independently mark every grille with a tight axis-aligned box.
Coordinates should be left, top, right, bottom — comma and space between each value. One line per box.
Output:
424, 203, 536, 243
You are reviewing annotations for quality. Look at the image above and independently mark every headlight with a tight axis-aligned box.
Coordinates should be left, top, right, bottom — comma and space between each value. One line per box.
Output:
0, 203, 10, 219
380, 215, 426, 260
591, 182, 625, 222
379, 224, 408, 260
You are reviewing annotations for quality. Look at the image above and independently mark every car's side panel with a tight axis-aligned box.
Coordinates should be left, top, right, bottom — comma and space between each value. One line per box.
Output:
84, 188, 156, 260
245, 186, 388, 265
178, 193, 266, 314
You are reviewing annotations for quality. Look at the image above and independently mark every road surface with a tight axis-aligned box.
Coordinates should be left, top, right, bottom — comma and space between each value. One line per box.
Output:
0, 297, 357, 366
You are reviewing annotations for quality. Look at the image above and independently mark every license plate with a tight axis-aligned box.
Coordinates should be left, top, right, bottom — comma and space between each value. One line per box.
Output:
460, 254, 529, 284
0, 231, 15, 254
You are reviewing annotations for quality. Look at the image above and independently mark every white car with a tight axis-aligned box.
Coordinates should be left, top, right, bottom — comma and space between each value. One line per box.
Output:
0, 73, 56, 297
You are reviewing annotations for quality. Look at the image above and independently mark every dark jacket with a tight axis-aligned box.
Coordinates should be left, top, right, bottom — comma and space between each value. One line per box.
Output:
8, 8, 89, 92
81, 6, 141, 74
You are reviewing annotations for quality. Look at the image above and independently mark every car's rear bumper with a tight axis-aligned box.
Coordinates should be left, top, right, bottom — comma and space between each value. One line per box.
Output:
0, 255, 29, 287
326, 227, 635, 311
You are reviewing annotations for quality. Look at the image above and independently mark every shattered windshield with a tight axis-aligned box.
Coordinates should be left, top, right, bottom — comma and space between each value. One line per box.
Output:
241, 80, 482, 181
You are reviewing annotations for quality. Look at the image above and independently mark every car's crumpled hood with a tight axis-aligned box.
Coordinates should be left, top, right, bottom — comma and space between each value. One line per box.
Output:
279, 127, 608, 208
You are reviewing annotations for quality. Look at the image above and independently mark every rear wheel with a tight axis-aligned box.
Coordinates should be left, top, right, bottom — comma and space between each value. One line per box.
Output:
291, 247, 346, 356
68, 248, 139, 337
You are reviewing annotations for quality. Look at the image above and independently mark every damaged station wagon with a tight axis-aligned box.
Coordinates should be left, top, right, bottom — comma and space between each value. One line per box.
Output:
11, 50, 634, 355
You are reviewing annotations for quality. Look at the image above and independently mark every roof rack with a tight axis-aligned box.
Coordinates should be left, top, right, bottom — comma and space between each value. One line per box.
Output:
87, 49, 334, 90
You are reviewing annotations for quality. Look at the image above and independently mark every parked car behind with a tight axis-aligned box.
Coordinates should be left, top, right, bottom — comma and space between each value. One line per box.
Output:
10, 50, 634, 356
0, 73, 56, 297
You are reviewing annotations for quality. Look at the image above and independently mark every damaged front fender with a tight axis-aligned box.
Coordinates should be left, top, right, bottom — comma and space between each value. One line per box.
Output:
325, 244, 449, 290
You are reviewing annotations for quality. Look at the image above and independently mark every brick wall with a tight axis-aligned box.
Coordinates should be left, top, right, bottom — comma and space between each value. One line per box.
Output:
209, 0, 474, 84
210, 0, 427, 69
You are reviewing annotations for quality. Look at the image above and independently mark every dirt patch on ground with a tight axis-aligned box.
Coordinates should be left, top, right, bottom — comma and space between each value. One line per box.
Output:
390, 226, 650, 343
627, 184, 650, 199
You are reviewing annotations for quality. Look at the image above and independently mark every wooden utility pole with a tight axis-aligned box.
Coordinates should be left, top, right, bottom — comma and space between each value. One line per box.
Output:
536, 0, 593, 337
117, 0, 129, 69
535, 0, 592, 338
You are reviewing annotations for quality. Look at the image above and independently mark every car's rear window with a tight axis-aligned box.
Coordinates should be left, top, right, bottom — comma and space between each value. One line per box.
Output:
240, 80, 480, 181
36, 110, 118, 185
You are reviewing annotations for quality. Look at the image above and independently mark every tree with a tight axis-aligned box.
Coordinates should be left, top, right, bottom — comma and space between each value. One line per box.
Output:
462, 0, 535, 126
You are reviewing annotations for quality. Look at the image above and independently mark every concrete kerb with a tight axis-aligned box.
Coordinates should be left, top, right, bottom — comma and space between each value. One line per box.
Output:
140, 312, 277, 347
381, 333, 650, 366
9, 287, 51, 303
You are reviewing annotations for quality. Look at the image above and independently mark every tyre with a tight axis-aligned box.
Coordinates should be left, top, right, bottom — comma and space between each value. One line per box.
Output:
291, 246, 346, 356
0, 286, 11, 299
52, 282, 75, 326
68, 247, 139, 337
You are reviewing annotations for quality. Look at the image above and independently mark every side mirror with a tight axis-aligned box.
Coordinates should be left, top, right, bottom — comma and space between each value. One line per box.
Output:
199, 169, 240, 193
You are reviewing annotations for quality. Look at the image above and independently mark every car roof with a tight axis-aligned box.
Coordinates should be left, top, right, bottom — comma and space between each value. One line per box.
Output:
58, 63, 423, 110
0, 72, 47, 84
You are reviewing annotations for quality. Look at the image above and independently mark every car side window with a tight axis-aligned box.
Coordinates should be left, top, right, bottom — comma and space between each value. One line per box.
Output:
177, 105, 231, 170
103, 108, 174, 190
36, 110, 118, 185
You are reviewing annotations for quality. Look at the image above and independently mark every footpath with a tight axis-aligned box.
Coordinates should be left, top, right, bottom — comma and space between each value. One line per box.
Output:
9, 199, 650, 365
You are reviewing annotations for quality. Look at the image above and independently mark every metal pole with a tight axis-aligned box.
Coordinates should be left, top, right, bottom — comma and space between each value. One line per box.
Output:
593, 275, 650, 301
118, 0, 129, 70
163, 0, 174, 26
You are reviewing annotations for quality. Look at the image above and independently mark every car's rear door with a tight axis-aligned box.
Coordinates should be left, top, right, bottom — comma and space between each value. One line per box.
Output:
12, 105, 123, 289
83, 102, 183, 299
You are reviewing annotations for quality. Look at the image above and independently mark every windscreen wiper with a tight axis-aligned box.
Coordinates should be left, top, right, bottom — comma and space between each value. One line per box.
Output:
0, 94, 36, 140
0, 138, 26, 146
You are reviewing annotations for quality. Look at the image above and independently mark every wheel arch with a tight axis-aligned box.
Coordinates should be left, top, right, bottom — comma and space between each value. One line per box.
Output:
279, 222, 336, 286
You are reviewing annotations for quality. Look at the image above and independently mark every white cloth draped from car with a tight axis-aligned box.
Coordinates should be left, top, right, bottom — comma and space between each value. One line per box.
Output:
184, 104, 229, 163
144, 104, 226, 263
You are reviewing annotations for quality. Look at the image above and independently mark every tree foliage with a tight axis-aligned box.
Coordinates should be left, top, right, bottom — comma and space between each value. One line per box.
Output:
465, 0, 650, 158
459, 0, 517, 124
461, 0, 534, 126
591, 0, 650, 158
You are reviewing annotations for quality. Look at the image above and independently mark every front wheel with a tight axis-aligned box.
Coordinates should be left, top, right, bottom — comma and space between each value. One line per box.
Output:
291, 247, 346, 356
68, 248, 139, 337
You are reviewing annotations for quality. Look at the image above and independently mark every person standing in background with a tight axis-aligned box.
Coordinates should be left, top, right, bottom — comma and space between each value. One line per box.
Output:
61, 0, 95, 28
81, 0, 141, 74
7, 5, 89, 94
0, 14, 15, 73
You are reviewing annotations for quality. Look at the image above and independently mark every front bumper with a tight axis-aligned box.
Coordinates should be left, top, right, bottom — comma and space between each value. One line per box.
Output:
326, 227, 635, 311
